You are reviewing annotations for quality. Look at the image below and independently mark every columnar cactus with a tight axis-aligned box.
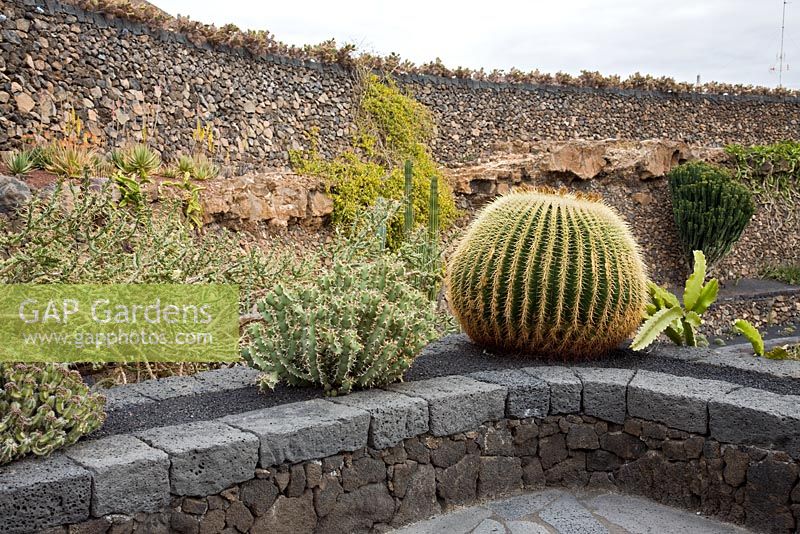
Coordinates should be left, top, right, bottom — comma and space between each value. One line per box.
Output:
447, 188, 648, 358
668, 161, 754, 269
1, 363, 106, 465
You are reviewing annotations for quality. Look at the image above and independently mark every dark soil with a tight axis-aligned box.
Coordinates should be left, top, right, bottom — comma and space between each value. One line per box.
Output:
406, 334, 800, 396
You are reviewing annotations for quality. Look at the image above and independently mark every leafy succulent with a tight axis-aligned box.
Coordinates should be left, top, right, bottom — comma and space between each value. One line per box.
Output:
632, 250, 719, 350
1, 363, 106, 465
244, 254, 437, 396
732, 319, 799, 360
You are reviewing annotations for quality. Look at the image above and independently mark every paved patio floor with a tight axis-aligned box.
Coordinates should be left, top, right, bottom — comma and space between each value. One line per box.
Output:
392, 489, 752, 534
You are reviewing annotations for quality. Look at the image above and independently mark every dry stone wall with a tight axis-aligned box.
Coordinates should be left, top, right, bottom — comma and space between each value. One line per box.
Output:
2, 0, 800, 168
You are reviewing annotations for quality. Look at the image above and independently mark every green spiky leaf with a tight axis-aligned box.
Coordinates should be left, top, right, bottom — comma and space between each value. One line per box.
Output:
632, 306, 684, 351
732, 319, 764, 357
683, 250, 706, 312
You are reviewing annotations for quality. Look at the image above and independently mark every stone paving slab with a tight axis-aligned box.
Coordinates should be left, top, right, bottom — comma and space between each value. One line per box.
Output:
136, 420, 259, 495
387, 375, 507, 436
222, 398, 370, 466
393, 489, 753, 534
585, 493, 751, 533
575, 368, 634, 424
65, 434, 170, 516
523, 366, 582, 415
709, 387, 800, 459
627, 370, 738, 433
0, 454, 92, 534
331, 389, 429, 449
539, 493, 609, 533
469, 369, 550, 419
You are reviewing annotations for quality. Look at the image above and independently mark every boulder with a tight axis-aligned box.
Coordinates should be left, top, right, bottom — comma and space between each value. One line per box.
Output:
0, 175, 32, 215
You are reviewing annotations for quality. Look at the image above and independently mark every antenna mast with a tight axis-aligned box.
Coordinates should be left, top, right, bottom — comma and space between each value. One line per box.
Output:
779, 0, 788, 87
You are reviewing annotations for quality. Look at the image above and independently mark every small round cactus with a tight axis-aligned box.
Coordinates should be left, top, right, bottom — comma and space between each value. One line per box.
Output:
447, 188, 648, 358
0, 363, 106, 465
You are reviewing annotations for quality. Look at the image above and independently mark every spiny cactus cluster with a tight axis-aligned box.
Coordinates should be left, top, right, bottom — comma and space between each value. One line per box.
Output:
244, 257, 437, 396
1, 363, 106, 465
447, 188, 648, 358
669, 162, 754, 269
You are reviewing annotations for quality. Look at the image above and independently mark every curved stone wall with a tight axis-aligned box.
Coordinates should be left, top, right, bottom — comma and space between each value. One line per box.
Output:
2, 0, 800, 168
3, 356, 800, 534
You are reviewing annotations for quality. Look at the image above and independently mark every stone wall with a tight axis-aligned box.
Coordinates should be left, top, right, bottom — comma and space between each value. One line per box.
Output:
5, 361, 800, 534
3, 0, 800, 169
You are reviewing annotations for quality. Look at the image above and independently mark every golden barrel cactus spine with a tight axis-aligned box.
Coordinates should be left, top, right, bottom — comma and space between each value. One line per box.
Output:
446, 188, 648, 358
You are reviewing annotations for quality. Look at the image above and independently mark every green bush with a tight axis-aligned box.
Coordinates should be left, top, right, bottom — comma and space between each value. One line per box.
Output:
668, 161, 754, 269
1, 363, 106, 465
290, 73, 458, 249
446, 188, 648, 359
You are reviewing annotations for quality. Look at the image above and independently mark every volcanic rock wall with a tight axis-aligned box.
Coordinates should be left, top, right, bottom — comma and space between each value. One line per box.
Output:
2, 0, 800, 168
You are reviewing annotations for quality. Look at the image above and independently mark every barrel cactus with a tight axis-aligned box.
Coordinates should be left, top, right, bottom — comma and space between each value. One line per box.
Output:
1, 363, 106, 465
447, 188, 648, 358
668, 161, 754, 269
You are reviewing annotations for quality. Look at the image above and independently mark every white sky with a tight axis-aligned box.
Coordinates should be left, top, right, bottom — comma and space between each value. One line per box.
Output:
154, 0, 800, 89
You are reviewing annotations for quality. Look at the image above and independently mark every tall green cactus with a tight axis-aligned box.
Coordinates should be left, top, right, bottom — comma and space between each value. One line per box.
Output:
428, 175, 440, 241
447, 188, 648, 358
1, 363, 106, 465
668, 162, 754, 269
403, 159, 414, 236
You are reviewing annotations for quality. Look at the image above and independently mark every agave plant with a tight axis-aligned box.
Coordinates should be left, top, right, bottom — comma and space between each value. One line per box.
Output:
4, 150, 34, 176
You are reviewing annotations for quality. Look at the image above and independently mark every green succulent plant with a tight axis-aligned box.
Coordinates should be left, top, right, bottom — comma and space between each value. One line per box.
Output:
113, 144, 161, 180
4, 149, 34, 176
244, 256, 437, 396
446, 188, 648, 358
632, 250, 718, 350
668, 161, 754, 270
0, 363, 106, 465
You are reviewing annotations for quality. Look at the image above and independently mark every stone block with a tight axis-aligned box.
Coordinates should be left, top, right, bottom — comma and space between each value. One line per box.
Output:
524, 367, 582, 414
136, 420, 258, 495
387, 376, 506, 436
331, 389, 429, 449
65, 434, 170, 516
192, 366, 261, 393
575, 368, 634, 424
709, 388, 800, 459
115, 375, 208, 401
102, 384, 154, 412
223, 399, 369, 466
0, 454, 91, 534
627, 371, 737, 433
469, 369, 549, 419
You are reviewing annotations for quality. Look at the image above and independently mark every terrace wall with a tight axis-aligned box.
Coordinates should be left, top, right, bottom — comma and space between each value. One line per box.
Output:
2, 0, 800, 168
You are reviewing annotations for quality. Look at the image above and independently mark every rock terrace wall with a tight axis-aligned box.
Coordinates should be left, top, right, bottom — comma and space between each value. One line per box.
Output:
5, 362, 800, 534
2, 0, 800, 168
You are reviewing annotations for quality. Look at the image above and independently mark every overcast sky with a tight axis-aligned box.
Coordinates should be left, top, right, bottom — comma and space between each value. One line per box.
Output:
155, 0, 799, 89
